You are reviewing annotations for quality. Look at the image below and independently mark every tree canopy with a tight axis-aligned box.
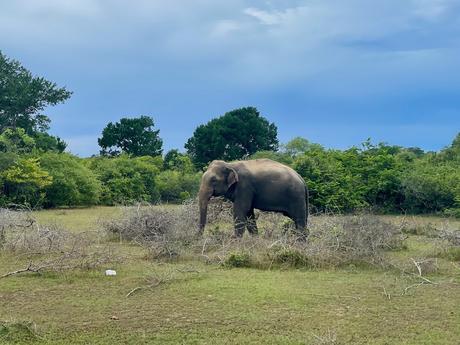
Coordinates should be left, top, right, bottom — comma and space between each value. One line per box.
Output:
185, 107, 278, 168
98, 116, 163, 157
0, 51, 72, 134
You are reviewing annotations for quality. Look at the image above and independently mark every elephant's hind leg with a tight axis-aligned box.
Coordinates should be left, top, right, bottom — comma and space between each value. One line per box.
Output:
246, 209, 258, 235
289, 203, 308, 240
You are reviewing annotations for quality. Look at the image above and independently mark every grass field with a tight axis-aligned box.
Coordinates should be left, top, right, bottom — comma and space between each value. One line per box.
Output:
1, 207, 459, 345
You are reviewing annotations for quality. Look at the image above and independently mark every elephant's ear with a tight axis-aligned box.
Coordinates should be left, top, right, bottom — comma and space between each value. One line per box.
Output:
227, 168, 238, 188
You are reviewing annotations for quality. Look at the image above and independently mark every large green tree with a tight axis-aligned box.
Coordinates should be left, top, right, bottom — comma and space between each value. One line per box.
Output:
98, 116, 163, 156
0, 51, 72, 134
185, 107, 278, 168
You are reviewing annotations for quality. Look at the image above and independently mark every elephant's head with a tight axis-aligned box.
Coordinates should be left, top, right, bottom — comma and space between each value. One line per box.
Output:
198, 160, 238, 233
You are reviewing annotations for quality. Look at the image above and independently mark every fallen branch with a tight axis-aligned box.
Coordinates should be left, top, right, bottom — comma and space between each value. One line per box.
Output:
0, 262, 44, 278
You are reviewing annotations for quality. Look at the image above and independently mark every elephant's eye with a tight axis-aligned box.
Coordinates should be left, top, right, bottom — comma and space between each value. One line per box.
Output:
210, 176, 217, 185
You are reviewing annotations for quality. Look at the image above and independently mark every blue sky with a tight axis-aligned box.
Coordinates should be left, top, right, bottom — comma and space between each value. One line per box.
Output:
1, 0, 459, 156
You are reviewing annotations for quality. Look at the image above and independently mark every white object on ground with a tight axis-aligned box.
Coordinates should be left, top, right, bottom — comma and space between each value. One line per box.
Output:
105, 269, 117, 276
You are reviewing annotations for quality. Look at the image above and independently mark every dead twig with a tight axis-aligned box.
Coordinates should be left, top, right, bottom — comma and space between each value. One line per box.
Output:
126, 287, 143, 298
382, 286, 391, 300
402, 281, 430, 295
304, 293, 361, 301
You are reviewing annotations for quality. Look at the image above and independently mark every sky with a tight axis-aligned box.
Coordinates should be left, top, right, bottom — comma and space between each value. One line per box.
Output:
1, 0, 459, 156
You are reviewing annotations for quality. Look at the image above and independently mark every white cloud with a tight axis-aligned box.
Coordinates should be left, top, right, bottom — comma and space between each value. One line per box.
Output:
65, 135, 99, 157
412, 0, 452, 21
244, 7, 283, 25
211, 20, 242, 37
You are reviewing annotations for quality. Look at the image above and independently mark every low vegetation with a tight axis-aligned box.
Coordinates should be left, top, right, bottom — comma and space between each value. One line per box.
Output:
102, 201, 413, 270
1, 204, 459, 344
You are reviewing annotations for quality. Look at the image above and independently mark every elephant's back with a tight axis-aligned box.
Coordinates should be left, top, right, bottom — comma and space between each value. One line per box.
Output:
234, 159, 306, 188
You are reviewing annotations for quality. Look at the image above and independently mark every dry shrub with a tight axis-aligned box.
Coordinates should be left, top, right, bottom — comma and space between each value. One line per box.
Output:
306, 214, 406, 266
435, 227, 460, 262
103, 200, 406, 268
103, 201, 200, 259
0, 208, 34, 248
206, 197, 233, 224
312, 329, 340, 345
400, 221, 438, 237
3, 223, 72, 253
438, 228, 460, 246
0, 209, 119, 277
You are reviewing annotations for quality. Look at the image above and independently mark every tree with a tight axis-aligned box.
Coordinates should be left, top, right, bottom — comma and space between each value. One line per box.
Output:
0, 128, 66, 153
250, 150, 293, 165
0, 51, 72, 134
282, 137, 322, 157
33, 132, 67, 153
0, 128, 36, 153
98, 116, 163, 156
185, 107, 278, 168
163, 149, 195, 173
438, 132, 460, 162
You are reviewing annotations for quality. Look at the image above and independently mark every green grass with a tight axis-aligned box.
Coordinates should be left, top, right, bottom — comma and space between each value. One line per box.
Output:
33, 206, 121, 233
1, 208, 459, 345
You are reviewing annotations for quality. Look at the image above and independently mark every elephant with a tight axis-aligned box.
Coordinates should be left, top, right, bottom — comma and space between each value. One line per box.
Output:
198, 159, 309, 238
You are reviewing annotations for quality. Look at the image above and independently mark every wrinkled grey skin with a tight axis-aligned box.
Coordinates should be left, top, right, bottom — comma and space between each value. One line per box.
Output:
199, 159, 309, 238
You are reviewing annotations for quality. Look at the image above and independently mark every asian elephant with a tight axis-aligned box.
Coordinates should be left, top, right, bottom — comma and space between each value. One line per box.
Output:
198, 159, 309, 238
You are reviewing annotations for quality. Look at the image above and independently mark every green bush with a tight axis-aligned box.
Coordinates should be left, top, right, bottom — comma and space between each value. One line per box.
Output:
40, 153, 101, 207
0, 156, 52, 207
401, 160, 460, 214
155, 170, 201, 203
271, 247, 310, 268
0, 321, 38, 343
292, 141, 407, 213
293, 146, 366, 212
87, 155, 160, 205
224, 251, 251, 268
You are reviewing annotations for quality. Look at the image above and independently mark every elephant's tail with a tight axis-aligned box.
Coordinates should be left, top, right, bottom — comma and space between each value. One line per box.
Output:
305, 184, 310, 218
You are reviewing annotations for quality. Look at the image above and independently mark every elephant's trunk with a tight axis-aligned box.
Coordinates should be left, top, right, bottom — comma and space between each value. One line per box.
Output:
198, 185, 213, 234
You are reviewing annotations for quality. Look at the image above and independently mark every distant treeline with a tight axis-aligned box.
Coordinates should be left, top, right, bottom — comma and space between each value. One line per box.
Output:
1, 127, 459, 217
1, 50, 459, 216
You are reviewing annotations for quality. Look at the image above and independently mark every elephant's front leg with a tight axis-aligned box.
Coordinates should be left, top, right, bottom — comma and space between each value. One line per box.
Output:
233, 202, 251, 237
246, 209, 258, 235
